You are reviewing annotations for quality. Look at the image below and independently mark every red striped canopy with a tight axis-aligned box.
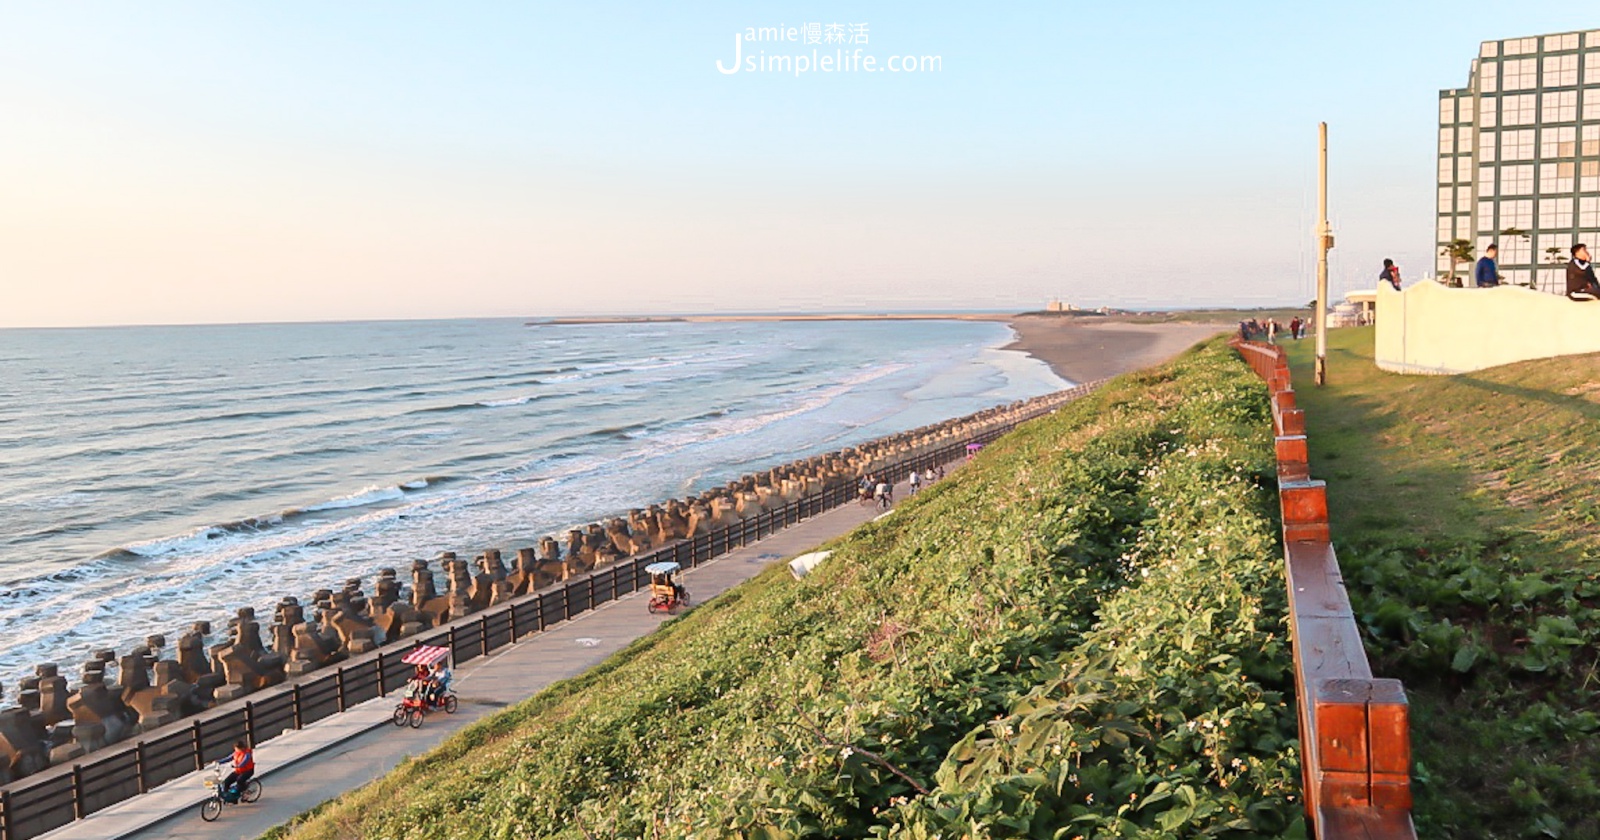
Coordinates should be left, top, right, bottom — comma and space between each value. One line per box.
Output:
401, 645, 451, 666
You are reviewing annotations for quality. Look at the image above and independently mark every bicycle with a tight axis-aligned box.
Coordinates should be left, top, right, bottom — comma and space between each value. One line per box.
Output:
199, 762, 261, 822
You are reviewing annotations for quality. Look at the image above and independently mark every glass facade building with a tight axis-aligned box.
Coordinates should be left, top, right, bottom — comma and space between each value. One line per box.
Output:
1437, 29, 1600, 291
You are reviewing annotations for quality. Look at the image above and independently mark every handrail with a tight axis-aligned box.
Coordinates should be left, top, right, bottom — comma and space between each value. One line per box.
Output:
1231, 339, 1416, 839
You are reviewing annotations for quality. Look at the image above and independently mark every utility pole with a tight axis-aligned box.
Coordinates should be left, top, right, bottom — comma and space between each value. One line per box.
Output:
1314, 122, 1333, 386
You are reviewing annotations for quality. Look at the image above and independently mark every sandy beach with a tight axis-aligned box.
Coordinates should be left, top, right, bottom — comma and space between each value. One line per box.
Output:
1003, 314, 1228, 384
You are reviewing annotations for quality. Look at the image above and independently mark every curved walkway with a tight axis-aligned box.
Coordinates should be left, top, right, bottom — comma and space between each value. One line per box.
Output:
43, 478, 923, 840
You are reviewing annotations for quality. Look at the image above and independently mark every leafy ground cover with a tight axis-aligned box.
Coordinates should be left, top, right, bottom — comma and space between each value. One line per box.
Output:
268, 338, 1302, 840
1283, 328, 1600, 839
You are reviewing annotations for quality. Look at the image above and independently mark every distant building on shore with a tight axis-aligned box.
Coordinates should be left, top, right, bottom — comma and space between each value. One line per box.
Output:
1436, 28, 1600, 292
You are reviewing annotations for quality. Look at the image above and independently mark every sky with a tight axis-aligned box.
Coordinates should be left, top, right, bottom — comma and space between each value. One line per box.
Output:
1, 1, 1595, 327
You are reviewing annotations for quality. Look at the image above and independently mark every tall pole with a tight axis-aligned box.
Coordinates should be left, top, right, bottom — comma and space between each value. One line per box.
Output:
1314, 122, 1332, 386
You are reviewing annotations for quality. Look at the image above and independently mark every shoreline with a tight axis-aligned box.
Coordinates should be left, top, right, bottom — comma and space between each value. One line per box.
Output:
1001, 314, 1229, 384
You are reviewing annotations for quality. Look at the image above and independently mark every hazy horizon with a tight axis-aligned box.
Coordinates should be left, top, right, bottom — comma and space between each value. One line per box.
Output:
3, 1, 1595, 328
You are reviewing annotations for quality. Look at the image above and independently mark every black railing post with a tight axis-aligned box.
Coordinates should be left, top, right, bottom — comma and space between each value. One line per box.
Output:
509, 603, 519, 641
192, 720, 205, 771
449, 626, 459, 659
336, 668, 348, 713
245, 700, 257, 746
135, 741, 149, 794
292, 684, 304, 729
71, 764, 86, 820
480, 615, 490, 656
378, 653, 388, 696
1, 787, 13, 840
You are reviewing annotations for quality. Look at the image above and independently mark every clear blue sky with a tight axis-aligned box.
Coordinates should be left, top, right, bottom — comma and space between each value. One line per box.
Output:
1, 1, 1594, 326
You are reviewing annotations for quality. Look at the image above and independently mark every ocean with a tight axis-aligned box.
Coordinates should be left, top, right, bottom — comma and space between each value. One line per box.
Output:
0, 318, 1065, 689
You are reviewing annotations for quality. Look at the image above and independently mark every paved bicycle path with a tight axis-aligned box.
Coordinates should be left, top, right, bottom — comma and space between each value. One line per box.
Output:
53, 478, 921, 840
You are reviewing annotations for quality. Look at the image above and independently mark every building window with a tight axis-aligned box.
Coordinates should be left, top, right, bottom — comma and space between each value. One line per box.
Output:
1584, 125, 1600, 156
1539, 197, 1575, 228
1587, 52, 1600, 84
1506, 37, 1537, 56
1503, 164, 1535, 195
1481, 41, 1499, 58
1584, 161, 1600, 193
1542, 90, 1579, 122
1479, 131, 1497, 162
1589, 31, 1600, 48
1502, 199, 1535, 232
1503, 57, 1538, 89
1458, 186, 1473, 210
1439, 186, 1455, 213
1539, 161, 1576, 194
1438, 157, 1455, 183
1438, 127, 1456, 154
1503, 129, 1536, 160
1478, 166, 1497, 196
1539, 231, 1574, 261
1582, 196, 1600, 228
1438, 217, 1454, 243
1479, 202, 1497, 233
1544, 54, 1580, 86
1585, 88, 1600, 120
1502, 237, 1533, 267
1540, 125, 1577, 158
1548, 33, 1581, 52
1479, 61, 1500, 93
1480, 96, 1498, 128
1502, 94, 1537, 125
1439, 96, 1457, 124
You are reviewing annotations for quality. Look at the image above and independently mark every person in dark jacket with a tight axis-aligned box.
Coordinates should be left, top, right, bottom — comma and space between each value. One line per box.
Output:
1568, 243, 1599, 300
1379, 259, 1401, 290
1475, 244, 1500, 287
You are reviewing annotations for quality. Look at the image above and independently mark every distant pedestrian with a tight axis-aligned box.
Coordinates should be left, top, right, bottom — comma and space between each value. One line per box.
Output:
925, 467, 937, 486
1238, 320, 1250, 341
1568, 243, 1599, 301
1289, 316, 1302, 340
908, 470, 921, 495
935, 464, 945, 480
1475, 244, 1500, 287
1267, 319, 1279, 344
1379, 259, 1401, 291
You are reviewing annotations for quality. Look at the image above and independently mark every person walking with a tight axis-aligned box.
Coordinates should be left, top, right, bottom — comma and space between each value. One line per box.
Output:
908, 469, 921, 495
1267, 319, 1278, 344
1475, 244, 1500, 287
1289, 316, 1302, 340
1568, 243, 1599, 300
1379, 259, 1401, 291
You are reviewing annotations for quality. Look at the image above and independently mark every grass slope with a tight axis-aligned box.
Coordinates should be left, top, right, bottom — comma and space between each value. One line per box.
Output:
270, 339, 1302, 840
1284, 328, 1600, 839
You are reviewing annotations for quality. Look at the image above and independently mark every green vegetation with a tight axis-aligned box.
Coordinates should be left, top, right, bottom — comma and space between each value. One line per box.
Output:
1285, 328, 1600, 839
272, 339, 1303, 840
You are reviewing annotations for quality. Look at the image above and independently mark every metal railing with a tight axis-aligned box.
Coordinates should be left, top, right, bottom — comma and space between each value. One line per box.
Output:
0, 383, 1100, 840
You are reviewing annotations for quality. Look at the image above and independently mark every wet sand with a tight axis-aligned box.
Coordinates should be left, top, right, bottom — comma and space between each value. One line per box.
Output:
1004, 314, 1228, 384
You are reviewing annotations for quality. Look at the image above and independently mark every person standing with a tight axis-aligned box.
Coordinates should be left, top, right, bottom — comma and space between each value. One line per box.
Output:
1379, 259, 1401, 290
1568, 243, 1599, 300
1475, 244, 1500, 287
1289, 316, 1302, 340
1267, 319, 1278, 344
908, 469, 921, 495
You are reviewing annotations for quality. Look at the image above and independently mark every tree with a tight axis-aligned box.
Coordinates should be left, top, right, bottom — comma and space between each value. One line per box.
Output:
1440, 238, 1474, 287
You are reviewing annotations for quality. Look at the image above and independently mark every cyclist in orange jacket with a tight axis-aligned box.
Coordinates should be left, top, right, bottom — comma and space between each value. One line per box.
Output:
222, 740, 254, 795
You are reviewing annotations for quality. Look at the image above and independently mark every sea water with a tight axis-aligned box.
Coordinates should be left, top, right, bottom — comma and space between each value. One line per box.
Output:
0, 318, 1065, 688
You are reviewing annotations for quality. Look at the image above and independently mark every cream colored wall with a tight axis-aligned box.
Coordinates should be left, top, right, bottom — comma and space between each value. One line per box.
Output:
1375, 281, 1600, 374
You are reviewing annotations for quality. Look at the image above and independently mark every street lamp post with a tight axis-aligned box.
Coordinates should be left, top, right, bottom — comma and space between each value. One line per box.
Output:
1314, 122, 1333, 386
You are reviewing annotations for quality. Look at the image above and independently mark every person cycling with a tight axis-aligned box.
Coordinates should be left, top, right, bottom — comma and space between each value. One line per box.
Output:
221, 740, 254, 796
426, 660, 453, 707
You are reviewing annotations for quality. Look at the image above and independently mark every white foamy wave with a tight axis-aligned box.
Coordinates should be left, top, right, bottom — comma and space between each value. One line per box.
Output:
479, 395, 535, 407
300, 485, 406, 512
